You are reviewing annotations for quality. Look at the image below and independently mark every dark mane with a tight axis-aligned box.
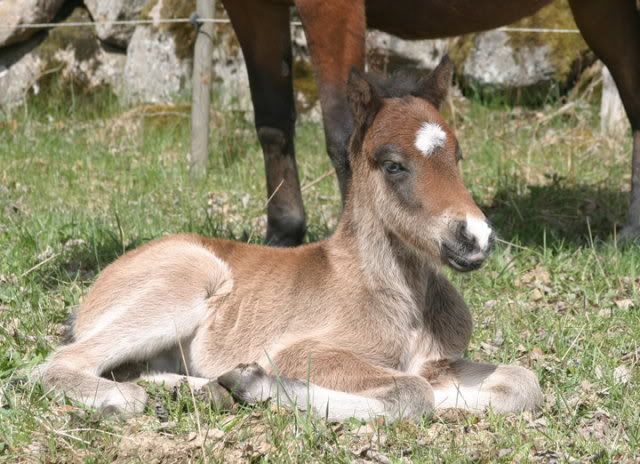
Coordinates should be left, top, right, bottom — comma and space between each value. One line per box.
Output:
364, 70, 425, 99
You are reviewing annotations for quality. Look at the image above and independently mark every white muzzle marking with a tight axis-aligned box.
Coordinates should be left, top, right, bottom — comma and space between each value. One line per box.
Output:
415, 122, 446, 157
465, 215, 492, 251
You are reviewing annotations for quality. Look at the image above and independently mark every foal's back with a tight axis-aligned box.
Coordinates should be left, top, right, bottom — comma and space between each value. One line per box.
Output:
72, 234, 341, 342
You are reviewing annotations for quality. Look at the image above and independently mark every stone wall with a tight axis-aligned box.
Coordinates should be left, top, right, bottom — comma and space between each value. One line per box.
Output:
0, 0, 596, 114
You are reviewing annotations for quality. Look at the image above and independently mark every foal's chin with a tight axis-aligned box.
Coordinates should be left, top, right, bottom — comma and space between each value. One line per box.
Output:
440, 241, 489, 273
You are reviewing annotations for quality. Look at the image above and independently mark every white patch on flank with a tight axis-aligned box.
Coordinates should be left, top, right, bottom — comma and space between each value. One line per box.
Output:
415, 122, 447, 156
465, 215, 492, 250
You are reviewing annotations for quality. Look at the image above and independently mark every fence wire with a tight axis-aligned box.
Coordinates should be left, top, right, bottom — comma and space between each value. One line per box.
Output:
0, 16, 579, 33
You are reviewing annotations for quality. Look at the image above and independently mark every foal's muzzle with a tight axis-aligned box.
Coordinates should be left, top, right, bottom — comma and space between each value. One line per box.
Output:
441, 217, 495, 272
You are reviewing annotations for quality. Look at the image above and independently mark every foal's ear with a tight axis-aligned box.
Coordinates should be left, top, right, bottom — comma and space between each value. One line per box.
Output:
413, 54, 453, 109
347, 68, 382, 131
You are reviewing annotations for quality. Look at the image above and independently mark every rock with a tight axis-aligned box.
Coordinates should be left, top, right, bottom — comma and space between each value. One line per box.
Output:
462, 30, 554, 88
367, 30, 449, 74
84, 0, 148, 49
53, 43, 126, 90
0, 35, 46, 109
449, 0, 591, 102
34, 7, 125, 92
211, 23, 251, 112
0, 7, 126, 111
0, 0, 66, 48
119, 25, 190, 103
600, 66, 629, 136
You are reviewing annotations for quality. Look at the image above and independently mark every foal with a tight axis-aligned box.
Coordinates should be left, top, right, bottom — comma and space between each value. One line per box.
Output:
38, 57, 542, 421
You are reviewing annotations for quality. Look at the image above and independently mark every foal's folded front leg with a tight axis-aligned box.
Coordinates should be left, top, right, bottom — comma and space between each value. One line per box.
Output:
217, 341, 434, 422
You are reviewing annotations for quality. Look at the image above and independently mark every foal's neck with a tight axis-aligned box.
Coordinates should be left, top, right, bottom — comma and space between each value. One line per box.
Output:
331, 196, 434, 325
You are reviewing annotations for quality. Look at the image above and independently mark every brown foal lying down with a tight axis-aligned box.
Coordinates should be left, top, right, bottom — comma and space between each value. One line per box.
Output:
37, 56, 542, 421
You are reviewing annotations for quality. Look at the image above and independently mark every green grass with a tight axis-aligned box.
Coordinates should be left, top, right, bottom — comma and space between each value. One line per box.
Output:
0, 88, 638, 462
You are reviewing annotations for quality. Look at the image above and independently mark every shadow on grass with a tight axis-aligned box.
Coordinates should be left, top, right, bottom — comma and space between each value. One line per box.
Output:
22, 179, 631, 293
483, 179, 628, 248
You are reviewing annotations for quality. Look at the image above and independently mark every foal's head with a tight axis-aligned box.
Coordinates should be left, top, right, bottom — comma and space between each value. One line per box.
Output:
346, 56, 494, 271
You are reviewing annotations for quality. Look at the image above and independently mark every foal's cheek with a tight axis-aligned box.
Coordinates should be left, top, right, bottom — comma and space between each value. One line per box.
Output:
385, 173, 421, 210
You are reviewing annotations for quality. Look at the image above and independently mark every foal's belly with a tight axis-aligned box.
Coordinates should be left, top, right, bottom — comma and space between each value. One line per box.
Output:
365, 0, 553, 39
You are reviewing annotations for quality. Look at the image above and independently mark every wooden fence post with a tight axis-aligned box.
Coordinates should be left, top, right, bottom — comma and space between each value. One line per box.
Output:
190, 0, 215, 177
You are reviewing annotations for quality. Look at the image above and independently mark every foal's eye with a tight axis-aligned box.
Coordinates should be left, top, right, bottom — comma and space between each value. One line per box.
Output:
383, 161, 404, 175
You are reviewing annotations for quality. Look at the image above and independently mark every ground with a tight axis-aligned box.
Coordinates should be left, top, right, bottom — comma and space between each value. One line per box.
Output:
0, 84, 638, 462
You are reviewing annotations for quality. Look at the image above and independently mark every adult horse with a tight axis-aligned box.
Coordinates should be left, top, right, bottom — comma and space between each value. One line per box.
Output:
221, 0, 640, 246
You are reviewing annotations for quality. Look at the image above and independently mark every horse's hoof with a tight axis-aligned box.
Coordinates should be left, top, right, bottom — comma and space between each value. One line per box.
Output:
217, 362, 271, 404
198, 380, 235, 410
618, 224, 640, 245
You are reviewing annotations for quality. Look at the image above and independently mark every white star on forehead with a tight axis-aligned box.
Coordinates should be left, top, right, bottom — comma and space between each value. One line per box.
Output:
415, 122, 446, 157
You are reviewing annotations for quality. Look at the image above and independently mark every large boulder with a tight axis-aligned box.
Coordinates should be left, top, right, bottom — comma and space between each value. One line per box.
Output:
113, 0, 194, 103
0, 0, 66, 48
461, 30, 554, 88
450, 0, 591, 101
367, 31, 449, 74
0, 7, 126, 111
0, 35, 45, 109
84, 0, 148, 49
211, 23, 251, 111
366, 0, 591, 102
119, 25, 190, 103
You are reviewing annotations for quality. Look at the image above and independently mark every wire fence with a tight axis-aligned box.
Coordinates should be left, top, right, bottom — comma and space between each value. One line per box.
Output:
0, 16, 580, 34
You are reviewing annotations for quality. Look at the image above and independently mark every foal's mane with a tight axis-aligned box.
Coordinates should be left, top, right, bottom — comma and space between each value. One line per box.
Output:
364, 70, 425, 99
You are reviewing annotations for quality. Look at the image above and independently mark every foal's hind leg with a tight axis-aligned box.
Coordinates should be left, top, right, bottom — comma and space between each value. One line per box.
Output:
223, 0, 305, 246
569, 0, 640, 240
37, 238, 233, 415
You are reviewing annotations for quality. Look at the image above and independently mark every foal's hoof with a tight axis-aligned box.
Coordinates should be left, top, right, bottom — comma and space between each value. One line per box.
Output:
618, 224, 640, 245
99, 383, 148, 418
217, 363, 271, 404
198, 381, 235, 410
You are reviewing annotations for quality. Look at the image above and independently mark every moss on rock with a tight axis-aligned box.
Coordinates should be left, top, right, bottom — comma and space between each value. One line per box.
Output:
140, 0, 202, 60
508, 0, 591, 80
448, 0, 593, 104
33, 7, 107, 95
36, 7, 100, 66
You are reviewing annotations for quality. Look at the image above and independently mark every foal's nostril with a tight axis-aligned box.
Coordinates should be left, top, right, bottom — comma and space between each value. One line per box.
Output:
458, 222, 476, 246
460, 216, 494, 252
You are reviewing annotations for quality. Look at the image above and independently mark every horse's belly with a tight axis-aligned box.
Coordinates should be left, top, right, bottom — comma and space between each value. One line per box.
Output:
365, 0, 553, 39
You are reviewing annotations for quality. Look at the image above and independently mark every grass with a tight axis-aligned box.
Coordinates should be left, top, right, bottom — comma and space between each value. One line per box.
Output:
0, 84, 639, 462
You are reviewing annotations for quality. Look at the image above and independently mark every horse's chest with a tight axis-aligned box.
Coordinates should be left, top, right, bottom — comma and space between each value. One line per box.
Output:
398, 328, 450, 375
398, 329, 434, 375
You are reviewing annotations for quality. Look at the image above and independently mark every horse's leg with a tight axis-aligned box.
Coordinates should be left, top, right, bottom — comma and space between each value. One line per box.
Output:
294, 0, 366, 200
218, 340, 434, 421
424, 359, 543, 412
569, 0, 640, 241
222, 0, 305, 246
